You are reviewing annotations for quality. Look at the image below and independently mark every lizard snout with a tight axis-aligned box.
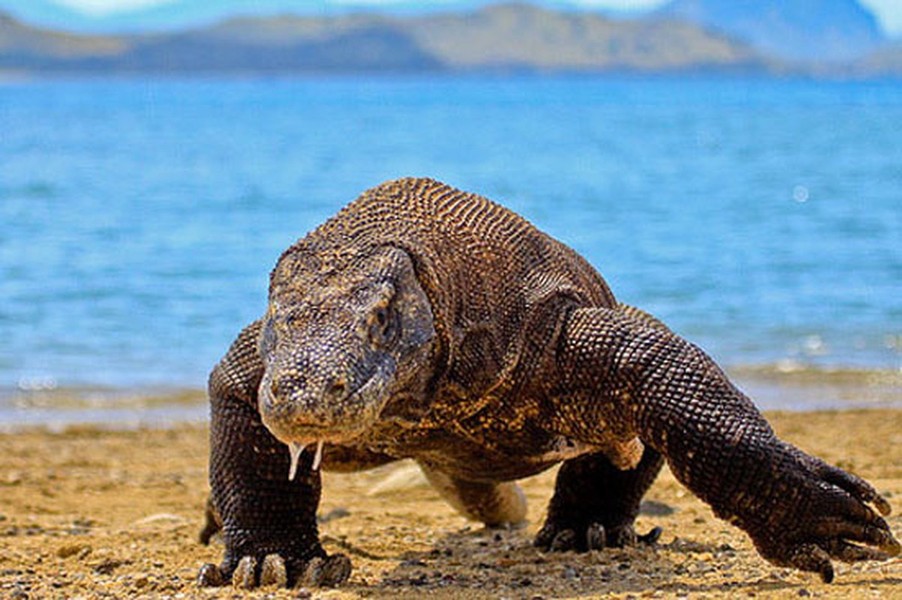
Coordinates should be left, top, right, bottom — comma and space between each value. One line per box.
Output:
267, 371, 350, 410
258, 338, 398, 445
259, 366, 375, 447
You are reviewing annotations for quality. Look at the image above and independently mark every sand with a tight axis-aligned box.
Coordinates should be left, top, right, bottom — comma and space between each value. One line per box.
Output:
0, 409, 899, 599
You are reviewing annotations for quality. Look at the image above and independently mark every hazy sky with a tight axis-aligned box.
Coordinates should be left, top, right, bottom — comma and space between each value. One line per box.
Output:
39, 0, 902, 35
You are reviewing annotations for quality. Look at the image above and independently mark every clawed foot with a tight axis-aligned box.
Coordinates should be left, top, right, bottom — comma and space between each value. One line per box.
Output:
741, 447, 900, 583
197, 553, 351, 589
535, 521, 662, 552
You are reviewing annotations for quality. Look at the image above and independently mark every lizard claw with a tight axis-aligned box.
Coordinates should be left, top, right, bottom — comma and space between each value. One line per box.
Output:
231, 555, 258, 589
598, 523, 662, 548
260, 554, 288, 587
300, 554, 352, 587
638, 525, 663, 545
196, 552, 351, 589
586, 522, 606, 550
546, 528, 578, 551
788, 544, 835, 584
536, 521, 662, 553
196, 562, 226, 587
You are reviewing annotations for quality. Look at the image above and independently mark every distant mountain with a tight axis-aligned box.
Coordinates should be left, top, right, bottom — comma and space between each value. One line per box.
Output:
855, 43, 902, 77
400, 4, 762, 71
1, 0, 301, 33
0, 4, 768, 75
1, 1, 487, 33
658, 0, 885, 62
0, 11, 125, 68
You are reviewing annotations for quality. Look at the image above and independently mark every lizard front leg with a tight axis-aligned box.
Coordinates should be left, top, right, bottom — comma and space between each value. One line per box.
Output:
535, 446, 664, 552
197, 322, 350, 589
555, 307, 900, 582
536, 303, 667, 552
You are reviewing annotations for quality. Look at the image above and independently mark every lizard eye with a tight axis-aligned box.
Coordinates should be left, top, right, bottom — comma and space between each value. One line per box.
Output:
369, 305, 397, 346
260, 318, 277, 355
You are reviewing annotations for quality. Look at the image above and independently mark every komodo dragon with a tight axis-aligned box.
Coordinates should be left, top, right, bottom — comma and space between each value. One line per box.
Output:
198, 177, 899, 588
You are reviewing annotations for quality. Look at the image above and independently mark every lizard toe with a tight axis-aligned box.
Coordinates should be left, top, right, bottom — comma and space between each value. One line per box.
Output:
299, 554, 352, 587
638, 526, 663, 545
790, 543, 835, 583
320, 554, 353, 586
590, 523, 662, 549
586, 522, 606, 550
549, 529, 579, 552
824, 539, 892, 563
231, 555, 257, 589
260, 554, 288, 587
196, 563, 226, 587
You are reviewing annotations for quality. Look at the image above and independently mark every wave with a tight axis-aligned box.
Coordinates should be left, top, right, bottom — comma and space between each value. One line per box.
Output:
1, 362, 898, 430
727, 363, 901, 411
0, 386, 207, 432
728, 362, 902, 387
0, 385, 206, 410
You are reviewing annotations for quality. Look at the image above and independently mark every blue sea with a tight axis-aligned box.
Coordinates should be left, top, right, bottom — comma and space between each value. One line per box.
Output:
1, 76, 900, 426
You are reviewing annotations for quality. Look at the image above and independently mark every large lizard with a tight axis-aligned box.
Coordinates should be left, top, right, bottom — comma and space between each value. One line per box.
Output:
198, 178, 899, 588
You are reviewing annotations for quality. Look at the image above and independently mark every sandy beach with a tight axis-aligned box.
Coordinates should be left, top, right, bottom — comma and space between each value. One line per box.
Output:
1, 409, 899, 599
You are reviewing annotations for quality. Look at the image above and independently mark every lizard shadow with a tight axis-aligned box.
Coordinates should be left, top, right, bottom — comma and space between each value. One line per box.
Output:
327, 524, 780, 598
327, 521, 895, 597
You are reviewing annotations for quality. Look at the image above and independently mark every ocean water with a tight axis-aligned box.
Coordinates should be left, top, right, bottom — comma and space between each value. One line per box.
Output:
1, 76, 900, 425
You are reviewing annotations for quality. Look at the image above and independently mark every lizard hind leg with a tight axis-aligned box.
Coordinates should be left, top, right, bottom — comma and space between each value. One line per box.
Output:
419, 463, 528, 527
535, 446, 664, 552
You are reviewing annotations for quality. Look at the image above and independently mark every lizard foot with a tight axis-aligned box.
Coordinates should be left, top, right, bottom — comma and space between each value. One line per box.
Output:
535, 521, 662, 552
736, 445, 900, 583
197, 552, 351, 589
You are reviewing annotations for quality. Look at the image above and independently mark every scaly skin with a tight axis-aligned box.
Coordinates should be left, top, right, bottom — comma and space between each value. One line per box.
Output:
198, 178, 899, 588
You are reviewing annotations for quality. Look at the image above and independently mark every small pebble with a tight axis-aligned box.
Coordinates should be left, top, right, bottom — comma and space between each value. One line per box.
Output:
56, 543, 91, 559
401, 558, 426, 567
93, 558, 125, 575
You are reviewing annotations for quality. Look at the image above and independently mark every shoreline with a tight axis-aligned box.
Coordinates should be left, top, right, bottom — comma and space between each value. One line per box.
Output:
1, 363, 899, 431
0, 409, 899, 598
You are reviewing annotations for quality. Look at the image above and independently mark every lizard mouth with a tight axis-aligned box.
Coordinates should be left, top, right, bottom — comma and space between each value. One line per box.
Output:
262, 367, 394, 481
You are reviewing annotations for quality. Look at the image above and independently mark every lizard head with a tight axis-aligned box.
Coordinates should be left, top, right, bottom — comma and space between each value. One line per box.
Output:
257, 245, 435, 453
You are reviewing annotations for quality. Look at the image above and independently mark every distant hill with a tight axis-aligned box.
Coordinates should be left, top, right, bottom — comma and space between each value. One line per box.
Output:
1, 0, 445, 33
1, 0, 320, 33
0, 11, 125, 68
855, 43, 902, 77
658, 0, 885, 62
401, 4, 762, 72
0, 4, 768, 75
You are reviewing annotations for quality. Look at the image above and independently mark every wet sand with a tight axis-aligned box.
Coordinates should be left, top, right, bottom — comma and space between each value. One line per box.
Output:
1, 409, 899, 599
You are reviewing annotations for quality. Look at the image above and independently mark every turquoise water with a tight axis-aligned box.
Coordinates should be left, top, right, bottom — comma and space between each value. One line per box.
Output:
1, 76, 900, 423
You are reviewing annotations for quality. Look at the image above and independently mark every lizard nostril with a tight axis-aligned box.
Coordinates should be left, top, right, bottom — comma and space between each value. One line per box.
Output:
271, 373, 306, 403
327, 378, 348, 399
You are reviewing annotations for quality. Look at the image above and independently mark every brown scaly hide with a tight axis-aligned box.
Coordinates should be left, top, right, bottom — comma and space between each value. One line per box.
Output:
271, 177, 614, 419
201, 178, 899, 589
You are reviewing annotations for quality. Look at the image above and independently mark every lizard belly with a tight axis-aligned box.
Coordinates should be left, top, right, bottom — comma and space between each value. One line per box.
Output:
366, 417, 605, 482
366, 386, 627, 481
414, 434, 603, 481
